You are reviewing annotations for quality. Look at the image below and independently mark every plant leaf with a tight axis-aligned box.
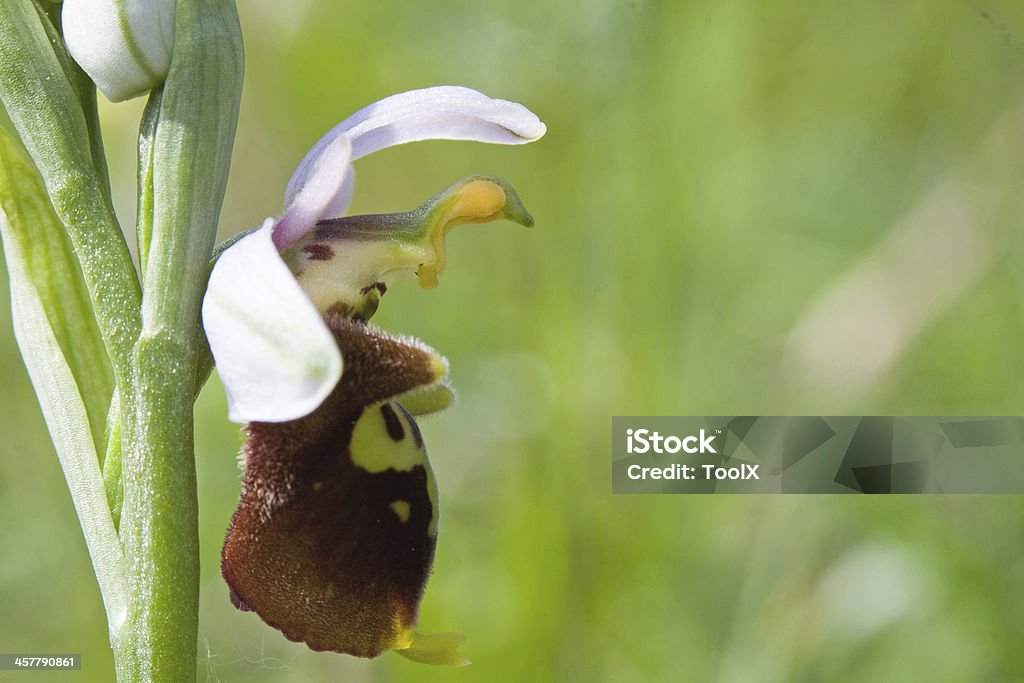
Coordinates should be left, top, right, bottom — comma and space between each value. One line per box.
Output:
0, 205, 127, 631
0, 127, 113, 455
0, 0, 141, 386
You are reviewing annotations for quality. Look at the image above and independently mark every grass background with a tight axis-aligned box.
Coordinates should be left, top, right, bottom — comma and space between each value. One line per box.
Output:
3, 1, 1024, 680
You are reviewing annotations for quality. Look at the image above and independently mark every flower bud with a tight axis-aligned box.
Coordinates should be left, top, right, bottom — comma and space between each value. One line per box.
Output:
62, 0, 176, 102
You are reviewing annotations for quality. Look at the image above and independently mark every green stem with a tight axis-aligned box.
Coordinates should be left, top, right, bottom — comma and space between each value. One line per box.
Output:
117, 340, 200, 681
115, 0, 243, 679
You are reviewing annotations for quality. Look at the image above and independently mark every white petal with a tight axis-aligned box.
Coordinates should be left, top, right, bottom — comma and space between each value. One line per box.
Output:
203, 219, 342, 423
321, 169, 356, 225
274, 133, 351, 250
284, 86, 545, 211
342, 85, 547, 159
63, 0, 176, 102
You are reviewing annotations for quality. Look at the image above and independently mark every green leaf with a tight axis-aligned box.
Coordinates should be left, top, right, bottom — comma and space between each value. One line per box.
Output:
0, 127, 113, 455
0, 163, 127, 631
102, 390, 123, 529
30, 0, 112, 194
0, 0, 141, 386
135, 88, 161, 279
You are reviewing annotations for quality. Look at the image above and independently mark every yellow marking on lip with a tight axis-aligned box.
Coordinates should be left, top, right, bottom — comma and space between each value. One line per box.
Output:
350, 403, 425, 473
349, 403, 440, 534
389, 500, 411, 523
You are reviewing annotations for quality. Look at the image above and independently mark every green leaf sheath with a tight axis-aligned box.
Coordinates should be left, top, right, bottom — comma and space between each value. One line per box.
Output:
31, 0, 113, 197
136, 89, 161, 279
0, 0, 141, 386
0, 128, 113, 456
116, 0, 243, 679
102, 390, 123, 529
140, 4, 242, 332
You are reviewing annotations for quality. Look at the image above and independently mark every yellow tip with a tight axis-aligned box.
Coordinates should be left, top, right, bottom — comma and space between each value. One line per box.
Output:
450, 179, 507, 222
417, 179, 509, 289
394, 630, 470, 667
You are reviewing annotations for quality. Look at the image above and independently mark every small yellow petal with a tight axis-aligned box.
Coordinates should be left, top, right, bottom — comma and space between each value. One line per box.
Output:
394, 630, 470, 667
398, 383, 456, 416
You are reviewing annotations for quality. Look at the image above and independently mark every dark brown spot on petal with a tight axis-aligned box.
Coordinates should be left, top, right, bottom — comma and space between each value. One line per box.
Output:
324, 301, 356, 321
397, 403, 424, 449
302, 243, 335, 261
359, 281, 388, 296
379, 403, 405, 442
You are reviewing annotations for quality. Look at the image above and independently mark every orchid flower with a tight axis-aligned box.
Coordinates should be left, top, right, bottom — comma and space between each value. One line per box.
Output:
201, 86, 545, 664
204, 86, 544, 423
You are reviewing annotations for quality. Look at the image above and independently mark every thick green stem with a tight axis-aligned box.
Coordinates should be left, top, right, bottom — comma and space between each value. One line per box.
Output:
116, 337, 200, 682
115, 0, 243, 680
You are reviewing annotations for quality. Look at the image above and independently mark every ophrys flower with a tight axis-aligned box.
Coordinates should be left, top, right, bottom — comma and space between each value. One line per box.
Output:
202, 86, 544, 664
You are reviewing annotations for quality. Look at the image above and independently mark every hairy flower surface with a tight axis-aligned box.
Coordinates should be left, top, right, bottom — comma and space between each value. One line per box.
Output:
201, 86, 544, 664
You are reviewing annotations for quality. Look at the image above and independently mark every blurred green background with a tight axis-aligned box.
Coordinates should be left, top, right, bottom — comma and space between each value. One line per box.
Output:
3, 0, 1024, 680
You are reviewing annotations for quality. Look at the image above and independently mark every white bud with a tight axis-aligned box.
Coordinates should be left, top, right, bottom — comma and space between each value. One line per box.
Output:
62, 0, 176, 102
